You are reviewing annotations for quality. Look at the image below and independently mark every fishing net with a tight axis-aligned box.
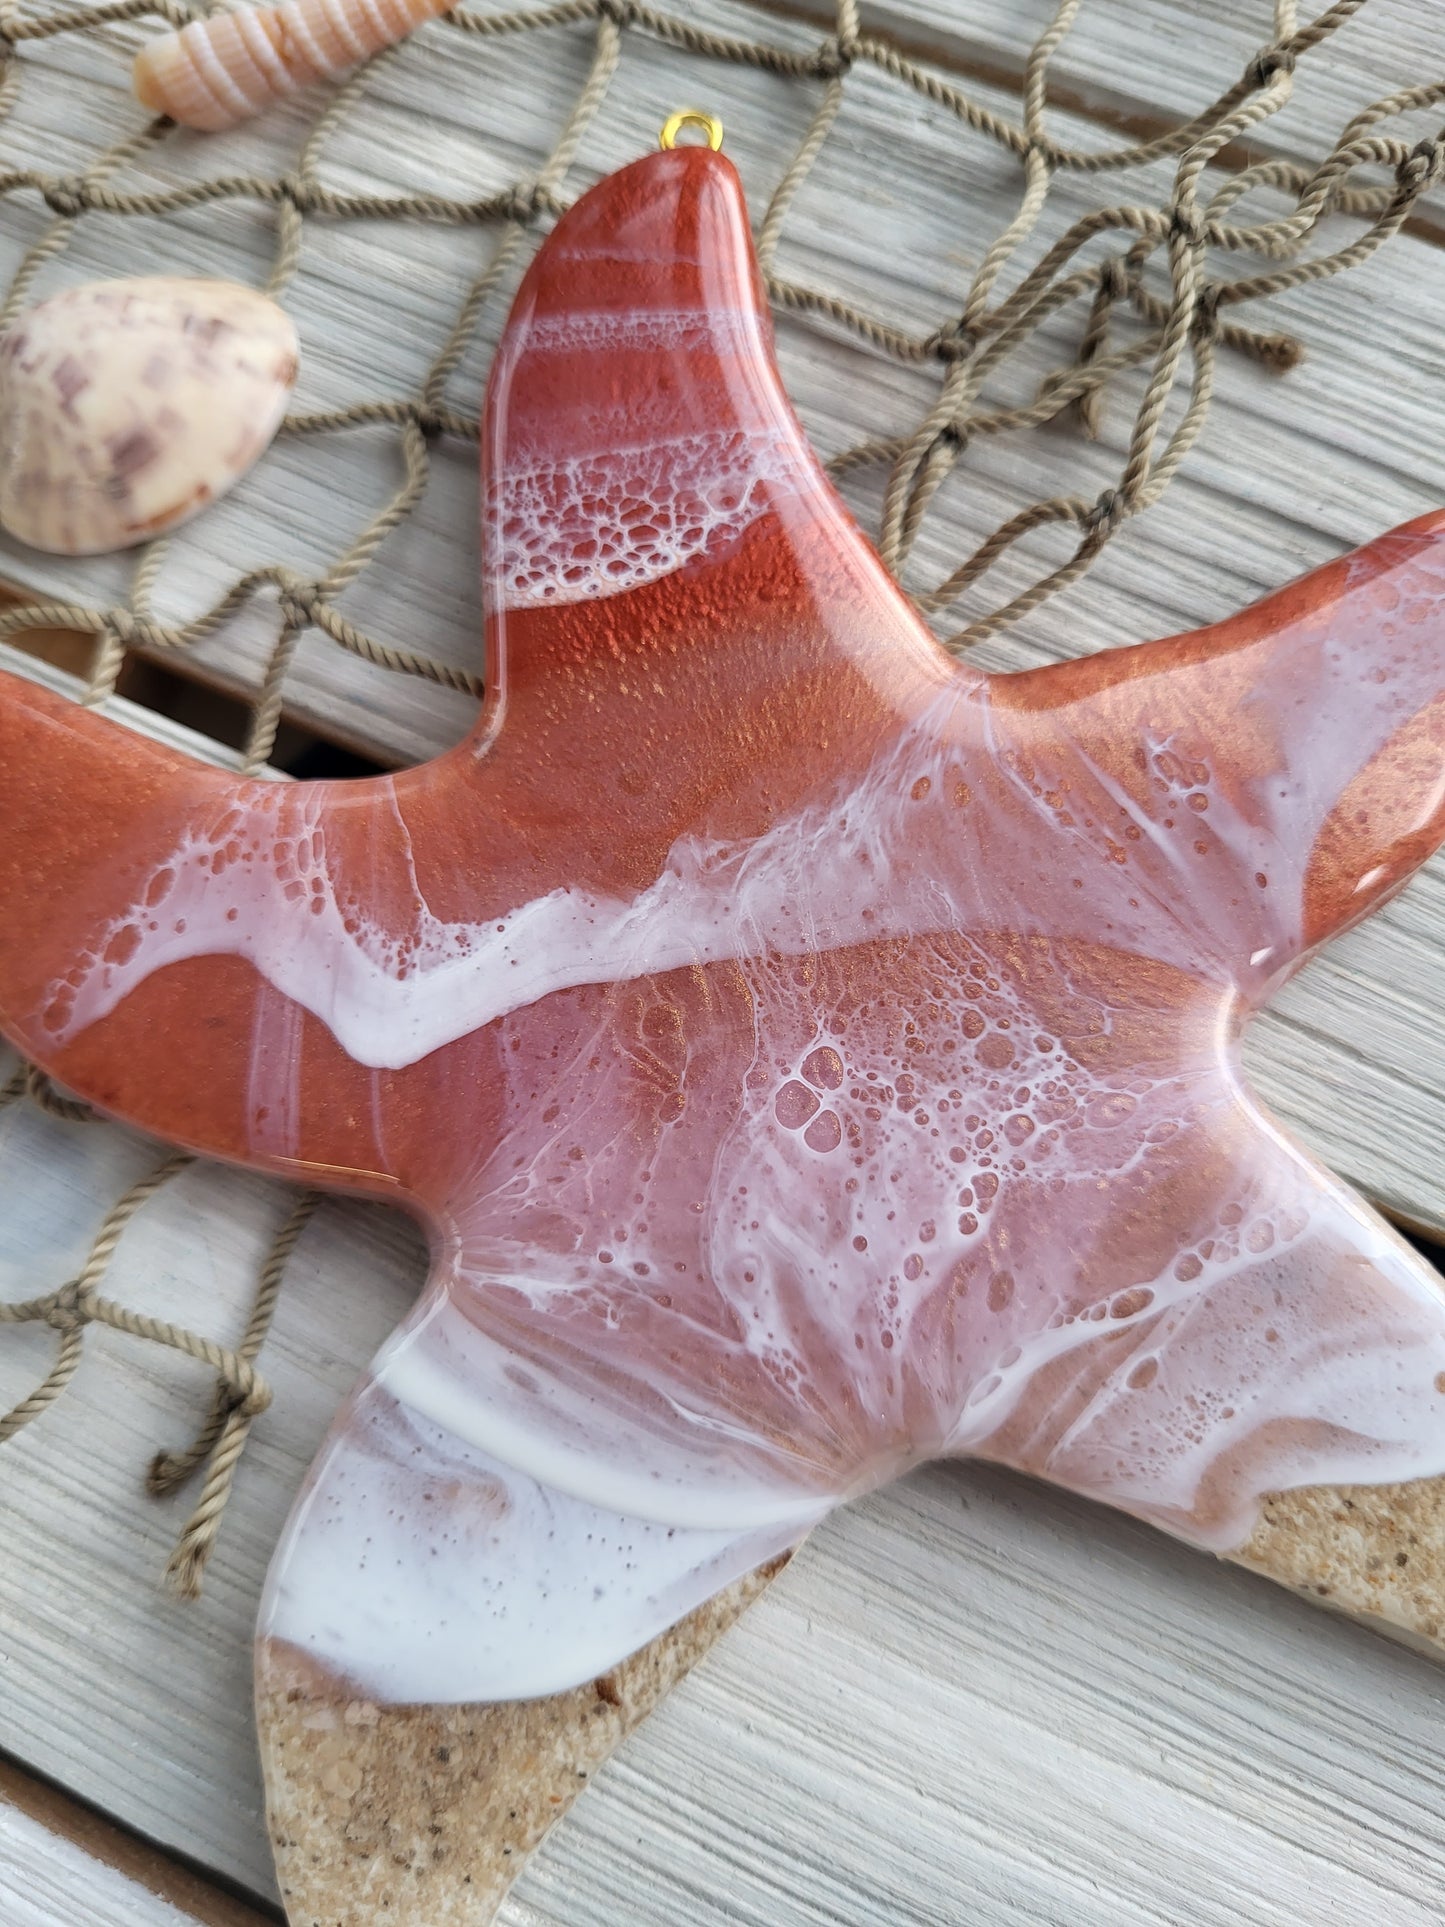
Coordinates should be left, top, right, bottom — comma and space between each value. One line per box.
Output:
0, 0, 1441, 1590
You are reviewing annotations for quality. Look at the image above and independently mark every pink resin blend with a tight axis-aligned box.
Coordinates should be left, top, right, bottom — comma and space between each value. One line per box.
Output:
3, 142, 1445, 1706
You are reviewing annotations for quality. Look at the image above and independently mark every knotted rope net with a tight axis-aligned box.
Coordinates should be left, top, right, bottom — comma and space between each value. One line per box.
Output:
0, 0, 1441, 1593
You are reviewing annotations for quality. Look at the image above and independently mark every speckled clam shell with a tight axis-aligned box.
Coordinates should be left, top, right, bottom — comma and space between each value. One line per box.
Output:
0, 276, 298, 555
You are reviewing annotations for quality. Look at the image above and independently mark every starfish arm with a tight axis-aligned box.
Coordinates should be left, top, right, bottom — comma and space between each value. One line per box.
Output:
985, 512, 1445, 995
478, 144, 951, 709
0, 671, 437, 1188
969, 1089, 1445, 1552
459, 140, 968, 892
15, 133, 1445, 1657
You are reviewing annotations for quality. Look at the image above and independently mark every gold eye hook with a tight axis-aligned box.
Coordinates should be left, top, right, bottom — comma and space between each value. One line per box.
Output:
658, 108, 724, 153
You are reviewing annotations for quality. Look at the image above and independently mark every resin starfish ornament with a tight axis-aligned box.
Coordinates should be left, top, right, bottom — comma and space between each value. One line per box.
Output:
4, 129, 1445, 1923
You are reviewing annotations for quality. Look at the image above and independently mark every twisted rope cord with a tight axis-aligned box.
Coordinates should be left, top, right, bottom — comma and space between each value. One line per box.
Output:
154, 1188, 318, 1597
0, 1150, 195, 1446
0, 0, 1440, 1595
0, 1082, 321, 1589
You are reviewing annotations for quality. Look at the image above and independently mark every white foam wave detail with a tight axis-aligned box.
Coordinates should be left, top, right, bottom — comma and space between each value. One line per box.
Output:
400, 938, 1445, 1553
39, 577, 1445, 1081
42, 689, 986, 1067
518, 305, 761, 357
487, 424, 806, 610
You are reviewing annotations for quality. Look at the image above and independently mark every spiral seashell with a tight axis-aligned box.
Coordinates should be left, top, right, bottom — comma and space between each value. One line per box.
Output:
133, 0, 453, 133
0, 276, 298, 555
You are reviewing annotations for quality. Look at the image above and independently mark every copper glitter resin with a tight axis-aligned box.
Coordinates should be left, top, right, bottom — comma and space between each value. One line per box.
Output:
4, 142, 1445, 1914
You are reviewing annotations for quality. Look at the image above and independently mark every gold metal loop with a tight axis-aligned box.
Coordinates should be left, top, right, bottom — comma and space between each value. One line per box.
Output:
659, 109, 724, 153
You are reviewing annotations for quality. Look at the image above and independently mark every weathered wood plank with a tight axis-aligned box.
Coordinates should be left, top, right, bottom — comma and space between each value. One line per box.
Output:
0, 1756, 277, 1927
0, 1789, 257, 1926
779, 0, 1445, 234
0, 1802, 201, 1927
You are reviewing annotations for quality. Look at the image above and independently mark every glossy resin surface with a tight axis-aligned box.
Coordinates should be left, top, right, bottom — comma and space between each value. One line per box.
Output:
5, 146, 1445, 1701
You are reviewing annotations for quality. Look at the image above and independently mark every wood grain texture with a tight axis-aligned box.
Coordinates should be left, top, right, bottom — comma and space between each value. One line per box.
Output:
781, 0, 1445, 238
0, 1791, 263, 1927
4, 3, 1445, 1923
0, 1756, 277, 1927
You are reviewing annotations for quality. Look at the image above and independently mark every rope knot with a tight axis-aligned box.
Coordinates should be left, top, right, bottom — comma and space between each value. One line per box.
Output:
502, 181, 550, 224
278, 580, 320, 629
594, 0, 636, 24
1247, 44, 1295, 89
278, 173, 316, 215
224, 1362, 273, 1418
1085, 487, 1127, 536
1169, 202, 1205, 246
931, 317, 978, 364
45, 1280, 89, 1333
814, 33, 858, 78
43, 178, 88, 218
1191, 282, 1222, 339
106, 608, 168, 653
1401, 137, 1444, 195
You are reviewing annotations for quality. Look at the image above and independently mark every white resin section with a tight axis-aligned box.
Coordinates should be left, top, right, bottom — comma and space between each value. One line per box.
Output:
399, 963, 1445, 1554
1044, 1150, 1445, 1542
375, 1290, 835, 1533
485, 304, 818, 609
261, 1377, 800, 1703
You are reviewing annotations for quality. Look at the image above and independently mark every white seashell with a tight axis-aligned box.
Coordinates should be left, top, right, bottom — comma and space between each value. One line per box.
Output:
134, 0, 453, 133
0, 276, 298, 556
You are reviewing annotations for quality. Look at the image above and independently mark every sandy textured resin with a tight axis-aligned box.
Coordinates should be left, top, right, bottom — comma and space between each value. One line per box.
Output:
3, 144, 1445, 1921
257, 1561, 784, 1925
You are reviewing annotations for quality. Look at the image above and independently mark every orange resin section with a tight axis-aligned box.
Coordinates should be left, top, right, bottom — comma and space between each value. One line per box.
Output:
4, 147, 1445, 1702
